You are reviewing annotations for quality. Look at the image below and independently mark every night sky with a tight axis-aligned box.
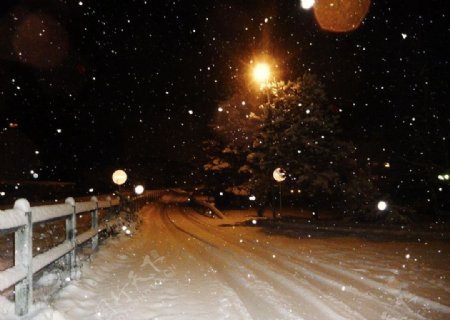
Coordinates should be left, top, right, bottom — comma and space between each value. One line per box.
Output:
1, 0, 449, 195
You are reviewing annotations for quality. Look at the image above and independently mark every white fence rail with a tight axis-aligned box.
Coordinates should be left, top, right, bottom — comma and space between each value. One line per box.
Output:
0, 190, 164, 316
0, 196, 118, 315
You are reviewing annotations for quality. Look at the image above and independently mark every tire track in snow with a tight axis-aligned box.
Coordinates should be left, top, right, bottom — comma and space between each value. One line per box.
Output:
183, 211, 377, 319
163, 207, 360, 320
160, 206, 297, 320
185, 210, 450, 319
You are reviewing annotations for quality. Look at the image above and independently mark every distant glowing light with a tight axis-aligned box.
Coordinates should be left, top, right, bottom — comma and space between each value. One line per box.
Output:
188, 110, 193, 115
401, 33, 407, 39
253, 63, 271, 84
112, 169, 127, 185
377, 201, 387, 211
301, 0, 315, 10
438, 175, 444, 180
384, 162, 390, 168
135, 185, 144, 195
56, 128, 62, 133
249, 195, 256, 201
33, 173, 39, 179
0, 192, 5, 196
273, 168, 287, 182
218, 107, 223, 112
89, 188, 94, 193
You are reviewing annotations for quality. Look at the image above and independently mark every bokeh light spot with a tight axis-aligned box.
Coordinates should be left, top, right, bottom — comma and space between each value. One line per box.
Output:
313, 0, 371, 32
13, 13, 69, 69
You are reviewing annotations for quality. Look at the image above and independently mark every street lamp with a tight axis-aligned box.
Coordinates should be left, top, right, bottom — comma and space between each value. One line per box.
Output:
273, 168, 286, 218
253, 63, 271, 86
134, 185, 144, 195
377, 200, 388, 211
112, 170, 127, 191
252, 61, 275, 108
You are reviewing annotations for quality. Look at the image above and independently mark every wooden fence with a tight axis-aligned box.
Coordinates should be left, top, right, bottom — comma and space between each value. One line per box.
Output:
0, 190, 164, 316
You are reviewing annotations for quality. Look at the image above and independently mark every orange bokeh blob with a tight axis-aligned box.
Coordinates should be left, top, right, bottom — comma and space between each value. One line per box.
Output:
13, 13, 69, 69
313, 0, 371, 33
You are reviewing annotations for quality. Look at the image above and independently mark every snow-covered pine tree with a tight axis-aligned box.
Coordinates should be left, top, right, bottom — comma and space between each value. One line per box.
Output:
248, 73, 380, 218
201, 89, 260, 197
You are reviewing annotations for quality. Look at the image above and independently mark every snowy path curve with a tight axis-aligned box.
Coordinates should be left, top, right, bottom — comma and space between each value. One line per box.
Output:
17, 203, 450, 320
165, 207, 450, 320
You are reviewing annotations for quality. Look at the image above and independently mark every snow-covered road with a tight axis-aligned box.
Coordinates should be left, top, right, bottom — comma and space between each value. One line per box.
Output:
8, 203, 450, 319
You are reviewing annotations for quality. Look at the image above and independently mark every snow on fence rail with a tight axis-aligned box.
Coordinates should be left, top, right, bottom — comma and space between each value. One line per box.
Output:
0, 190, 164, 316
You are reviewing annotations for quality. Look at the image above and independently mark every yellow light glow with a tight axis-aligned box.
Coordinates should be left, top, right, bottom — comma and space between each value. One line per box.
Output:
273, 168, 286, 182
253, 63, 271, 84
112, 169, 127, 185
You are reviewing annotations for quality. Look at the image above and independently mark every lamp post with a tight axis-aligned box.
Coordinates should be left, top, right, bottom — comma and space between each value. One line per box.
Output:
112, 169, 127, 191
273, 168, 286, 218
253, 63, 271, 86
252, 62, 273, 103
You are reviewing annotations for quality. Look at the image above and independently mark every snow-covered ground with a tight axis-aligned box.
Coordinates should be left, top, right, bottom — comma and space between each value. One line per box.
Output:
1, 203, 450, 319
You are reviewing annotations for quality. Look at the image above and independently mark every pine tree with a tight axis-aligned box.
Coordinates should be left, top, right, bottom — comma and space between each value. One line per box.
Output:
248, 73, 380, 218
201, 88, 260, 197
201, 139, 251, 197
203, 72, 382, 219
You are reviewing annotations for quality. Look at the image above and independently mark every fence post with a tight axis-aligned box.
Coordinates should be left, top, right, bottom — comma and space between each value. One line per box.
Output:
90, 196, 99, 251
65, 197, 76, 279
13, 199, 32, 316
105, 196, 114, 221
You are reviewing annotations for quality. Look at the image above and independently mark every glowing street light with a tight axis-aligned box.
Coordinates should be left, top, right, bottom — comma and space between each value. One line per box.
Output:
377, 201, 388, 211
252, 63, 271, 86
273, 168, 287, 218
134, 185, 144, 195
112, 169, 127, 186
273, 168, 287, 182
